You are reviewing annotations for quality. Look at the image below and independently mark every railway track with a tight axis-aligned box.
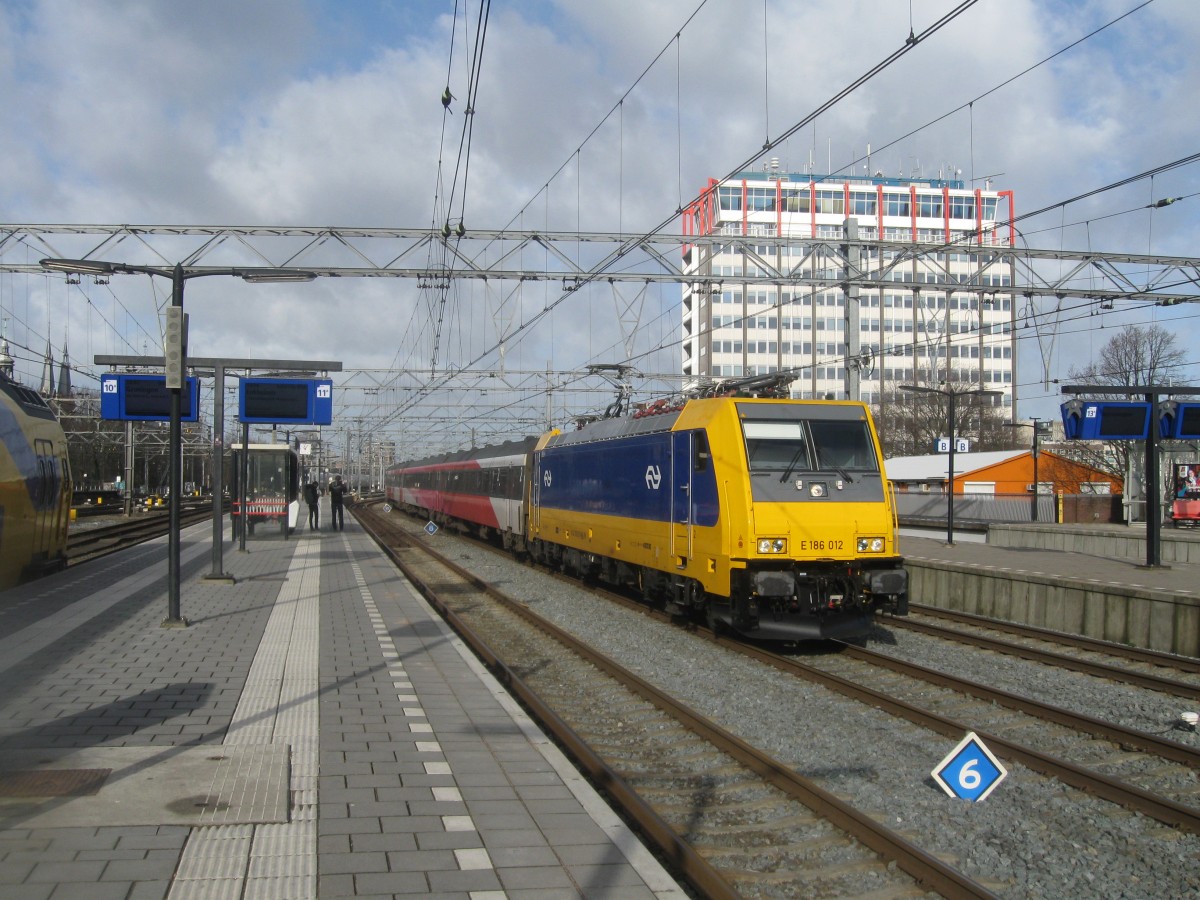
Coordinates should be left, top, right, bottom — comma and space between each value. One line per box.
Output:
898, 604, 1200, 700
66, 507, 213, 564
621, 596, 1200, 835
365, 502, 1200, 872
765, 643, 1200, 832
584, 586, 1200, 835
356, 502, 992, 899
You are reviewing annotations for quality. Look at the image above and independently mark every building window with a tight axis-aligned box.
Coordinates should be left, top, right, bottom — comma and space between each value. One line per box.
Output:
783, 189, 811, 213
916, 196, 942, 218
884, 194, 910, 217
949, 196, 975, 219
747, 187, 776, 211
850, 192, 877, 216
816, 190, 844, 214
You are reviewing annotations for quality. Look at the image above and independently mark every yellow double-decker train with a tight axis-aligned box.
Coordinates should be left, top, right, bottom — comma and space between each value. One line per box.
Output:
0, 370, 72, 590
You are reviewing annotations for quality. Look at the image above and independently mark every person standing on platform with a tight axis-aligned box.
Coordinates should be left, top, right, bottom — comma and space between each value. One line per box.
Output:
304, 480, 320, 531
329, 474, 346, 531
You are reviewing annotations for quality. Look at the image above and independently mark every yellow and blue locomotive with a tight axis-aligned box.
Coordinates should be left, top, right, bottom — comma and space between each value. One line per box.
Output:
387, 389, 907, 641
0, 367, 72, 590
529, 395, 907, 639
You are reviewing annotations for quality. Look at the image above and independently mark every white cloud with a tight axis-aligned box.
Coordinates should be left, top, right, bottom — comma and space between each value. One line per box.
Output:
2, 0, 1198, 440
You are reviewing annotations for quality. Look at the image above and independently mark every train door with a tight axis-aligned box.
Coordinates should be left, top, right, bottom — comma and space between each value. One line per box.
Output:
523, 453, 537, 538
671, 431, 694, 563
32, 439, 55, 557
530, 453, 543, 535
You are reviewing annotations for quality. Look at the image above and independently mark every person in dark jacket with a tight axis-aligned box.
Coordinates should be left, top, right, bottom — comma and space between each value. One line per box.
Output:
328, 475, 347, 530
303, 480, 320, 530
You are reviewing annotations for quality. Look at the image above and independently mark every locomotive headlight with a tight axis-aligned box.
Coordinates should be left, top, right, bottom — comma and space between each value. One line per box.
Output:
757, 538, 787, 554
856, 536, 886, 553
810, 483, 827, 498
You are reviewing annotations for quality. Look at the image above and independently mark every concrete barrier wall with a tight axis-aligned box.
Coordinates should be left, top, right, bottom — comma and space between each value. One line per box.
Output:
907, 557, 1200, 658
895, 493, 1055, 524
988, 523, 1200, 565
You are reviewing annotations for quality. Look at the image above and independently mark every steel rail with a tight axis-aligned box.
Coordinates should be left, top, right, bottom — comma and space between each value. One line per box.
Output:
909, 604, 1200, 675
469, 537, 1200, 831
375, 505, 1200, 836
357, 513, 740, 900
891, 612, 1200, 702
832, 643, 1200, 767
723, 636, 1200, 834
358, 505, 995, 900
66, 508, 212, 562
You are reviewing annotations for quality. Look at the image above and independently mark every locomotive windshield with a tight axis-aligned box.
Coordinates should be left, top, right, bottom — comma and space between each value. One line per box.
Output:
742, 418, 879, 476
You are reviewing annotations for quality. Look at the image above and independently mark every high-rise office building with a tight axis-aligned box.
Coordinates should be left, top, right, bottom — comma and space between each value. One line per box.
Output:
680, 166, 1016, 408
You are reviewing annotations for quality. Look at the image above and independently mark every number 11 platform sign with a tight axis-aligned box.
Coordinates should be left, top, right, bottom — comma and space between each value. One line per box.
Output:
932, 732, 1008, 802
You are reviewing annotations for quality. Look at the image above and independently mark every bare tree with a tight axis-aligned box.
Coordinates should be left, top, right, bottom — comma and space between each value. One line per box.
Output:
873, 366, 1010, 458
1064, 324, 1187, 485
1068, 324, 1186, 390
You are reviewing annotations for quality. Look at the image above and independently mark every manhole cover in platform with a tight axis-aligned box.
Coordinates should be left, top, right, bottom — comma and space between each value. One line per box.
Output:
0, 768, 111, 797
0, 746, 289, 828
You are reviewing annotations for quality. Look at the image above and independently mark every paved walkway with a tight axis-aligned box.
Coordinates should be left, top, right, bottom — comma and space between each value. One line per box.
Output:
901, 529, 1199, 598
0, 509, 684, 899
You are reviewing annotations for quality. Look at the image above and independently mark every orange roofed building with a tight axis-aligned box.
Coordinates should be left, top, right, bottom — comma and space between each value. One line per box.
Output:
884, 449, 1122, 497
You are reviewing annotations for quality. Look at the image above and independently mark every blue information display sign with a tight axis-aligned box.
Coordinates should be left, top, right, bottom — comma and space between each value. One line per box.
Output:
1162, 402, 1200, 440
931, 731, 1008, 802
1061, 400, 1151, 440
100, 374, 200, 422
238, 378, 333, 425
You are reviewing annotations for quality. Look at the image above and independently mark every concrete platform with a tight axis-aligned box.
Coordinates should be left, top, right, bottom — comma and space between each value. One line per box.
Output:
0, 507, 685, 899
902, 525, 1200, 657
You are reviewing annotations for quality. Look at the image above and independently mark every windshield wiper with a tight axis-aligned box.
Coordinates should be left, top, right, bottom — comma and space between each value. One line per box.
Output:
779, 447, 810, 483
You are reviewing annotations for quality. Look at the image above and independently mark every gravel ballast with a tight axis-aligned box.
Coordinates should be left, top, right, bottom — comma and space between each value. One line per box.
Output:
400, 517, 1200, 899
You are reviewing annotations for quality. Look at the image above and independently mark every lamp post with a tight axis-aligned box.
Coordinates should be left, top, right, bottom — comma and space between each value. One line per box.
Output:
41, 258, 315, 626
1005, 417, 1045, 522
900, 384, 1003, 545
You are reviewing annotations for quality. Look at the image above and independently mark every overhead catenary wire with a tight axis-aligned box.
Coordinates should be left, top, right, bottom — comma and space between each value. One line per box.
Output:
6, 272, 159, 391
377, 0, 1167, 442
381, 0, 1190, 446
831, 0, 1159, 182
250, 3, 1190, 453
373, 0, 984, 434
106, 3, 1182, 455
422, 0, 493, 375
497, 0, 714, 235
323, 0, 1188, 434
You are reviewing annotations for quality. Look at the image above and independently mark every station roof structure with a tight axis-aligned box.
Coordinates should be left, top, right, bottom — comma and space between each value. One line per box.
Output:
1, 224, 1198, 306
885, 451, 1022, 483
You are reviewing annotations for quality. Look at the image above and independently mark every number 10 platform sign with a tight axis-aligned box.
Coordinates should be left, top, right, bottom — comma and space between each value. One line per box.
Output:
931, 732, 1008, 802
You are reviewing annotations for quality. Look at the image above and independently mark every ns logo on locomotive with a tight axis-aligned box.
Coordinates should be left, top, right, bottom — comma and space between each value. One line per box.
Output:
386, 378, 908, 641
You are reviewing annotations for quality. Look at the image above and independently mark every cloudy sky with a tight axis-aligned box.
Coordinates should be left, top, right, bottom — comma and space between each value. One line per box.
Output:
1, 0, 1197, 453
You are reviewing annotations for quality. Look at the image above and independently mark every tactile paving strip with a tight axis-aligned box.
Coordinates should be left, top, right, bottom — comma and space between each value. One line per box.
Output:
168, 537, 319, 899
